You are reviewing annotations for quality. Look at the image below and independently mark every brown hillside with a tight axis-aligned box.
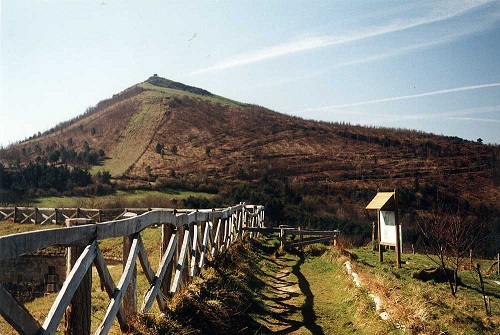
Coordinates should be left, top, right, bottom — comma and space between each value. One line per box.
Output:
1, 76, 499, 219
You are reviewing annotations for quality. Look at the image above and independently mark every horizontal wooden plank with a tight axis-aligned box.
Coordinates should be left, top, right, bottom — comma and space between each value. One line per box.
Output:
0, 225, 96, 261
288, 236, 337, 248
0, 205, 260, 260
242, 227, 280, 233
284, 230, 340, 236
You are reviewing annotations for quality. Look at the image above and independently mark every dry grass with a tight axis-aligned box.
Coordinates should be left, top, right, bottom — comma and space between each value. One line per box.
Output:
349, 247, 500, 334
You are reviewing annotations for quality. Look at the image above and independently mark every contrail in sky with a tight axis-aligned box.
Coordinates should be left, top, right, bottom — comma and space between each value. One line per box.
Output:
293, 83, 500, 114
191, 0, 495, 74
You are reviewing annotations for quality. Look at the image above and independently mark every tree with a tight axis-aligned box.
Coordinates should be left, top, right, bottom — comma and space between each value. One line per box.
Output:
96, 170, 112, 185
171, 144, 178, 155
83, 141, 91, 153
145, 165, 153, 181
49, 150, 61, 163
418, 205, 484, 296
155, 143, 164, 154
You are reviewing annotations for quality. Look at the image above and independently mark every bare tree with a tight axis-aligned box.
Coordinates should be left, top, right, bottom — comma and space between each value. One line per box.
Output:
418, 205, 484, 296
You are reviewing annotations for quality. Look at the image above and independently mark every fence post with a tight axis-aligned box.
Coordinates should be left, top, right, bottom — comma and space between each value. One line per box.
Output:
497, 253, 499, 275
34, 208, 40, 224
65, 218, 93, 335
280, 225, 285, 248
13, 206, 18, 223
123, 234, 137, 319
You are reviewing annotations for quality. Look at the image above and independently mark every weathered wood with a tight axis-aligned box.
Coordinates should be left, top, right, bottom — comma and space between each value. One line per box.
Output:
42, 241, 96, 335
141, 232, 178, 313
221, 218, 227, 251
160, 223, 174, 299
211, 219, 221, 256
96, 234, 140, 335
1, 211, 165, 260
394, 190, 402, 268
0, 224, 96, 261
39, 210, 56, 225
171, 229, 191, 294
0, 208, 15, 220
137, 234, 166, 311
190, 223, 199, 277
288, 236, 337, 248
0, 283, 41, 335
93, 244, 128, 331
242, 227, 280, 233
20, 211, 35, 224
65, 219, 92, 335
198, 223, 210, 272
122, 234, 137, 319
0, 204, 265, 334
284, 230, 341, 236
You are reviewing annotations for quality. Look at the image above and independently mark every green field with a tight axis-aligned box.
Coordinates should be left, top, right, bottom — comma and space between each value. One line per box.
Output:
30, 189, 215, 208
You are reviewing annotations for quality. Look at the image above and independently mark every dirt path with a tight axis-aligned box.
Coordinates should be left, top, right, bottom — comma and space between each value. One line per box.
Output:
260, 252, 325, 335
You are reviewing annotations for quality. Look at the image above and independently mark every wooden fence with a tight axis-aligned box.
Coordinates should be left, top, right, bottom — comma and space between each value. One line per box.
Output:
0, 207, 164, 225
0, 203, 265, 335
243, 225, 340, 248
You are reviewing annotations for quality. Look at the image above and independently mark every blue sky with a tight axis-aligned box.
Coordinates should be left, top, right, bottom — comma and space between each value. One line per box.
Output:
1, 0, 499, 146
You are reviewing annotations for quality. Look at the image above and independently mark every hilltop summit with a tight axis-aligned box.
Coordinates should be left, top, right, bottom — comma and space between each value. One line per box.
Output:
146, 75, 213, 96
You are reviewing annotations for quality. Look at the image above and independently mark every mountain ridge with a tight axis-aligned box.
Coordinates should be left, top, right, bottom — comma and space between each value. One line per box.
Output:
1, 76, 498, 232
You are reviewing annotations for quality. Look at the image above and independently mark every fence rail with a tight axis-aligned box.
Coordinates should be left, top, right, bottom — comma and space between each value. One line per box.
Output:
0, 203, 265, 335
0, 207, 164, 225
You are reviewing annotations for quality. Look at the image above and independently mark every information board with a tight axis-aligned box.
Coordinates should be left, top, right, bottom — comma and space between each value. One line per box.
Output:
380, 210, 402, 249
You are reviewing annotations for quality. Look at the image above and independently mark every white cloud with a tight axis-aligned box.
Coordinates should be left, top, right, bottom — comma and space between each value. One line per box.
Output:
294, 83, 500, 114
446, 117, 500, 123
191, 0, 495, 74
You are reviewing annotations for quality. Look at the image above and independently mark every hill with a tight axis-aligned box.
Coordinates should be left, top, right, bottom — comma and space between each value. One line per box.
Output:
1, 75, 499, 251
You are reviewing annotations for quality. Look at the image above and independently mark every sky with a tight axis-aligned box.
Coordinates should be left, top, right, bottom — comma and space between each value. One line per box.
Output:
1, 0, 499, 146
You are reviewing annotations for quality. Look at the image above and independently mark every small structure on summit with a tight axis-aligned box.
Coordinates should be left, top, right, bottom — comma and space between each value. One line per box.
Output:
366, 190, 402, 268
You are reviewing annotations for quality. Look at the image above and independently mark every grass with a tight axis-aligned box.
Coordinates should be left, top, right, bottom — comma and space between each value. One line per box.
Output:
139, 82, 248, 108
247, 240, 398, 335
2, 225, 499, 334
348, 247, 500, 334
30, 189, 215, 208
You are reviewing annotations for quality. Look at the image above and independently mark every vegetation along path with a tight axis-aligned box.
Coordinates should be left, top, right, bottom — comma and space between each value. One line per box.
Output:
252, 238, 395, 335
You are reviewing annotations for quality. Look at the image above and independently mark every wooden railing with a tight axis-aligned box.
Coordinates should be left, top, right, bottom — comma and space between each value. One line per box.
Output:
0, 204, 265, 335
0, 207, 164, 225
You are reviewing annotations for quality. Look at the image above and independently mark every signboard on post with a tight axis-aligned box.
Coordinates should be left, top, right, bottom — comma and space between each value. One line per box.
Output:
379, 211, 402, 252
365, 191, 402, 268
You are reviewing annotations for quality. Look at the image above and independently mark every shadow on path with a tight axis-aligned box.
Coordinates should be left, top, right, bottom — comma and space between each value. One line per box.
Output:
291, 251, 325, 335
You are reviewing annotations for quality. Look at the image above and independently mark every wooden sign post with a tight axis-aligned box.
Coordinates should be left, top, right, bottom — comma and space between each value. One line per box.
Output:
366, 190, 402, 268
